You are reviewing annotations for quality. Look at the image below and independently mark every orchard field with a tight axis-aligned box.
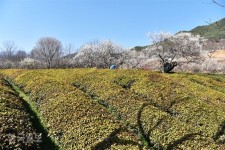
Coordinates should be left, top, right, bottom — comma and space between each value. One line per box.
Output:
0, 69, 225, 150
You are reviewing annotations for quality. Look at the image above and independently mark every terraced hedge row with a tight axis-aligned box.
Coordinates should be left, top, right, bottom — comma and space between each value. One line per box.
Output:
1, 69, 225, 149
0, 75, 41, 149
70, 69, 225, 149
0, 69, 143, 149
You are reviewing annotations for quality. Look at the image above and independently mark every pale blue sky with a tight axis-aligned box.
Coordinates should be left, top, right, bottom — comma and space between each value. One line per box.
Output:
0, 0, 224, 52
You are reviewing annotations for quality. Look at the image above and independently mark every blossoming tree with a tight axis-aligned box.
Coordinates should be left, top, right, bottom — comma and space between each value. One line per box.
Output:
147, 32, 206, 73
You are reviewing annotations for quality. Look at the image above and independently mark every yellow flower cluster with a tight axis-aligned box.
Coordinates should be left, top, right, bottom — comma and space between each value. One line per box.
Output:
0, 69, 225, 149
1, 69, 142, 149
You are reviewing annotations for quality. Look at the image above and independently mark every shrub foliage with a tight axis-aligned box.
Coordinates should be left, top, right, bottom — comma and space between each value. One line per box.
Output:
0, 69, 225, 149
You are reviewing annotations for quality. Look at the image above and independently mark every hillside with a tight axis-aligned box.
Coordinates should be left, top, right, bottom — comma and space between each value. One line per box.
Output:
0, 69, 225, 149
190, 18, 225, 40
131, 45, 149, 51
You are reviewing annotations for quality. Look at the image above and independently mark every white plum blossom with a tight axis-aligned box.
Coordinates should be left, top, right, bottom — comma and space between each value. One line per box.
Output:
147, 32, 206, 72
19, 57, 40, 69
73, 40, 124, 68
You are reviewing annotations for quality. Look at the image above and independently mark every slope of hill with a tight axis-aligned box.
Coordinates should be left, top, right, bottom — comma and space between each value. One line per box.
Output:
190, 18, 225, 40
0, 69, 225, 149
131, 45, 149, 51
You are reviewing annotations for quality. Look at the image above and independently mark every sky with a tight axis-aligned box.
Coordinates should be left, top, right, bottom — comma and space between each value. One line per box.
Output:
0, 0, 224, 52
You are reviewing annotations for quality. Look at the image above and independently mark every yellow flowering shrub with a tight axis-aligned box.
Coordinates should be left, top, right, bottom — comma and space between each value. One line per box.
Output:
0, 75, 41, 149
0, 69, 142, 149
0, 69, 225, 149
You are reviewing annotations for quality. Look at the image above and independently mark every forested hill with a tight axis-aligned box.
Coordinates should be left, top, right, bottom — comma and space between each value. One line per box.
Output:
190, 18, 225, 40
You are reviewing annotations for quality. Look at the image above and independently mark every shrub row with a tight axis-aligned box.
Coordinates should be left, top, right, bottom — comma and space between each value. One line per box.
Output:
69, 69, 225, 149
0, 75, 41, 149
1, 69, 225, 149
0, 69, 142, 149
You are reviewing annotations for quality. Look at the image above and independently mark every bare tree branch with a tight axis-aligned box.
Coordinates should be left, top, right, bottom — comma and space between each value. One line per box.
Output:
212, 0, 225, 7
33, 37, 63, 69
0, 41, 17, 61
205, 18, 212, 25
206, 1, 225, 28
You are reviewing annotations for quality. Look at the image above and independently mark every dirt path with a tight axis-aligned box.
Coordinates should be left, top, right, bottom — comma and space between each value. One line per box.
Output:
211, 50, 225, 60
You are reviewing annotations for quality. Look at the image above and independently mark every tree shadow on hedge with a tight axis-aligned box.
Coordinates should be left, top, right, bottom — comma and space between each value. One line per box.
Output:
213, 120, 225, 144
92, 127, 140, 150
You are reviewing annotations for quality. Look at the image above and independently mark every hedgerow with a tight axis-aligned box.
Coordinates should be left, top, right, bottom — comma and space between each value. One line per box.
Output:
0, 69, 143, 149
0, 69, 225, 149
0, 75, 41, 149
69, 70, 225, 149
